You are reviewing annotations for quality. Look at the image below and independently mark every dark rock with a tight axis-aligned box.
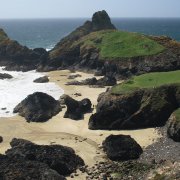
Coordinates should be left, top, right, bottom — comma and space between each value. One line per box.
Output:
1, 107, 6, 110
0, 73, 13, 79
0, 155, 66, 180
68, 74, 82, 79
167, 110, 180, 142
33, 76, 49, 83
0, 136, 3, 143
102, 135, 143, 161
74, 93, 82, 96
96, 76, 117, 86
13, 92, 61, 122
89, 84, 180, 130
5, 138, 84, 176
62, 95, 92, 120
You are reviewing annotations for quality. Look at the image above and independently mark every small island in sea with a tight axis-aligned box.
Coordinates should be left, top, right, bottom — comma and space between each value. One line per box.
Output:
0, 9, 180, 180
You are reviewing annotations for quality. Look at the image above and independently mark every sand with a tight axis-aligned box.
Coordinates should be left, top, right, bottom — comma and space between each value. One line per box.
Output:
0, 70, 160, 179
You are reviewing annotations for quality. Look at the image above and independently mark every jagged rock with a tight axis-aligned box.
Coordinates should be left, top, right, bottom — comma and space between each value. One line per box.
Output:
167, 110, 180, 142
5, 138, 84, 176
102, 135, 143, 161
0, 29, 47, 71
89, 84, 180, 130
33, 76, 49, 83
62, 95, 92, 120
13, 92, 61, 122
0, 154, 66, 180
0, 73, 13, 79
0, 136, 3, 143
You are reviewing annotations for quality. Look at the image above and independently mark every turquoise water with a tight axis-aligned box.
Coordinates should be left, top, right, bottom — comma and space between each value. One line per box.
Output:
0, 18, 179, 50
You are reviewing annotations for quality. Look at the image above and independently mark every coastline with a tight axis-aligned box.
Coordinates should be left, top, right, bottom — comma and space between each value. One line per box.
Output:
0, 70, 160, 179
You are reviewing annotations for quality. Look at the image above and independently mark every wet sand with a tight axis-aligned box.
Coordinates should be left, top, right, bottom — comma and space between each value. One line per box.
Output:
0, 70, 160, 179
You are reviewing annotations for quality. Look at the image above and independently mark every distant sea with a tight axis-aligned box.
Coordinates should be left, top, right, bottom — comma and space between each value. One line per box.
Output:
0, 18, 180, 50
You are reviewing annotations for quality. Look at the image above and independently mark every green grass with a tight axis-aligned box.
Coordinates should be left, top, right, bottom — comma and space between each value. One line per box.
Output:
111, 70, 180, 94
174, 108, 180, 121
73, 30, 165, 58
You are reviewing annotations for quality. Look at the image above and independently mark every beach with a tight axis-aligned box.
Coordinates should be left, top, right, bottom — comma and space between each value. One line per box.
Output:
0, 70, 160, 179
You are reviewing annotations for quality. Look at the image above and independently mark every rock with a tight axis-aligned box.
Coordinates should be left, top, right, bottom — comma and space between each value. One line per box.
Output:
5, 138, 84, 176
62, 95, 91, 120
33, 76, 49, 83
96, 76, 117, 86
1, 107, 6, 110
89, 84, 180, 130
0, 136, 3, 143
13, 92, 61, 122
0, 155, 66, 180
167, 110, 180, 142
74, 93, 82, 97
68, 74, 82, 79
102, 135, 143, 161
0, 73, 13, 79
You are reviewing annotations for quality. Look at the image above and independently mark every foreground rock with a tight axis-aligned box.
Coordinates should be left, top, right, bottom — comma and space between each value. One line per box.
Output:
61, 95, 92, 120
66, 76, 116, 87
89, 84, 180, 130
13, 92, 61, 122
33, 76, 49, 83
0, 73, 13, 79
0, 136, 3, 143
0, 155, 66, 180
102, 135, 143, 161
5, 138, 84, 176
167, 110, 180, 142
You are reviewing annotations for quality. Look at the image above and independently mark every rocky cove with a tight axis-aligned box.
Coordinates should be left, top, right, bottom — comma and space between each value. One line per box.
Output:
0, 10, 179, 180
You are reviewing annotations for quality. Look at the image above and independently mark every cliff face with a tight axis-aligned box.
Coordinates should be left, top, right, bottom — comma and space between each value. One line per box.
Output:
0, 29, 47, 71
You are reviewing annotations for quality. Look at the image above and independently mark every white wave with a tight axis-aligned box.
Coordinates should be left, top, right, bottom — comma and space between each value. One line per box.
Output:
0, 67, 64, 117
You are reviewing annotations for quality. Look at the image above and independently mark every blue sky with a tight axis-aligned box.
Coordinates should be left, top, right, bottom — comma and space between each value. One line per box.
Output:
0, 0, 180, 18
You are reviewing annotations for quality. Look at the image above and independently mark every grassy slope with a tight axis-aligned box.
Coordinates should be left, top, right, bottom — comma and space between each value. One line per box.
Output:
73, 30, 165, 58
174, 109, 180, 121
111, 70, 180, 94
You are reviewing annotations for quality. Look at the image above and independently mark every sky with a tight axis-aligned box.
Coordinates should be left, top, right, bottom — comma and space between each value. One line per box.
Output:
0, 0, 180, 19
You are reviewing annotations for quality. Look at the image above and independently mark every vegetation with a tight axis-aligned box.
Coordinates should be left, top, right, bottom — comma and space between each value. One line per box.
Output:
111, 70, 180, 94
0, 29, 8, 42
73, 30, 165, 58
174, 108, 180, 121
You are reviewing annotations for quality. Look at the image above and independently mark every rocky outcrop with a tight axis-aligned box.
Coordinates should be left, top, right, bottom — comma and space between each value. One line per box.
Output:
66, 76, 116, 87
13, 92, 61, 122
0, 28, 47, 71
0, 154, 66, 180
37, 10, 116, 72
33, 76, 49, 83
102, 135, 143, 161
61, 95, 92, 120
5, 138, 84, 176
0, 136, 3, 143
89, 84, 180, 130
167, 110, 180, 142
67, 74, 82, 79
0, 73, 13, 79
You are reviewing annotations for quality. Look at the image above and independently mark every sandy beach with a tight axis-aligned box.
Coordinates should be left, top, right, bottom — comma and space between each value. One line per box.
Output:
0, 70, 160, 179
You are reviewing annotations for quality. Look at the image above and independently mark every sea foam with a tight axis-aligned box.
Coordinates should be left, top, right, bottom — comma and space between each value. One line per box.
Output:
0, 67, 64, 117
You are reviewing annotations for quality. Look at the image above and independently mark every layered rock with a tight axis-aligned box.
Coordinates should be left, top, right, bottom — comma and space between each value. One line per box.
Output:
102, 135, 143, 161
61, 95, 92, 120
89, 84, 180, 130
0, 73, 13, 79
13, 92, 61, 122
167, 109, 180, 142
33, 76, 49, 83
0, 29, 47, 71
5, 138, 84, 176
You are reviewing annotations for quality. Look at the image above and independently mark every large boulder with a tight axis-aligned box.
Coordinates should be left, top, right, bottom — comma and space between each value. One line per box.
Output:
5, 138, 84, 176
0, 73, 13, 79
167, 109, 180, 142
62, 95, 92, 120
13, 92, 61, 122
89, 84, 180, 130
0, 154, 66, 180
33, 76, 49, 83
102, 135, 143, 161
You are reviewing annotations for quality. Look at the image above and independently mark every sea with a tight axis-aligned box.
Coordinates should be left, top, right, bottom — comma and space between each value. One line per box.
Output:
0, 18, 180, 117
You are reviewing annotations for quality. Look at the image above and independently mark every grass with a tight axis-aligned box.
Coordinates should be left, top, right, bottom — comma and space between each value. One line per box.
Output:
111, 70, 180, 94
174, 108, 180, 121
73, 30, 165, 58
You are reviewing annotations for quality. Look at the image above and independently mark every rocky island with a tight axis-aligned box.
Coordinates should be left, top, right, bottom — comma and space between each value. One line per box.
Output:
0, 10, 180, 180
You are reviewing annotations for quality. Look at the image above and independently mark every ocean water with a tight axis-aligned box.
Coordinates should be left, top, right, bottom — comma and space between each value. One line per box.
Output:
0, 67, 64, 117
0, 18, 179, 50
